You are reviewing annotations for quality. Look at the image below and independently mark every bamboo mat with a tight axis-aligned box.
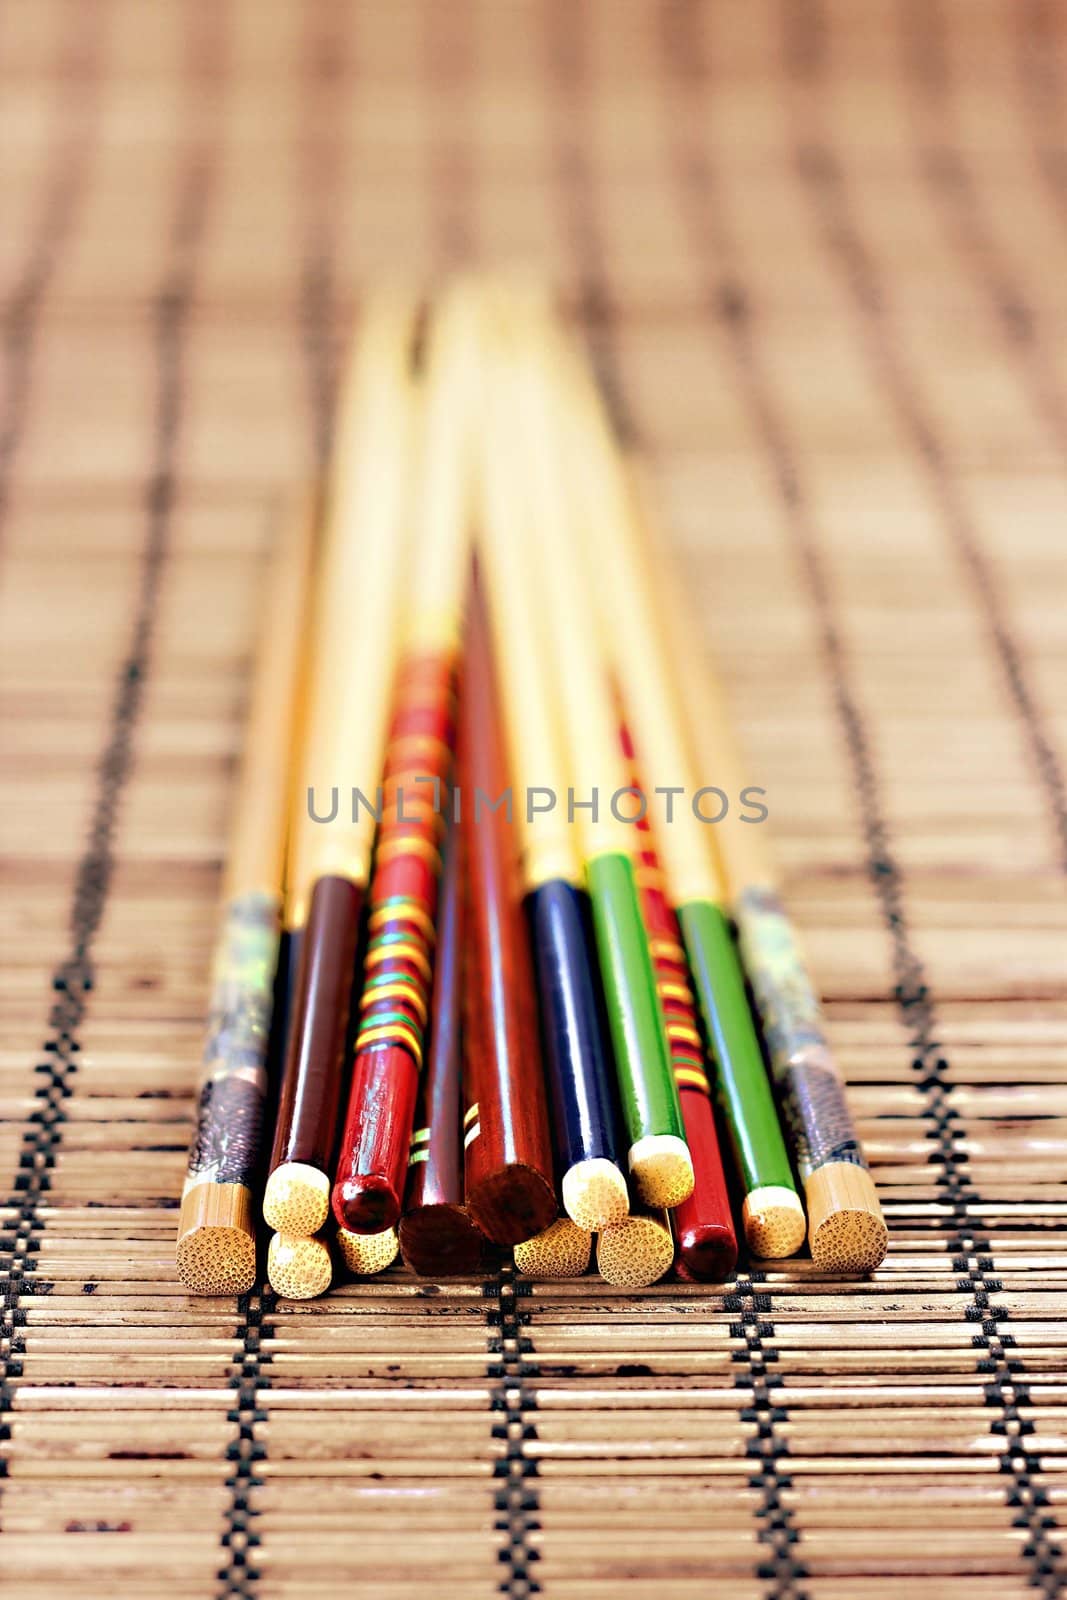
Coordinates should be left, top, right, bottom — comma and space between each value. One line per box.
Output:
2, 1, 1067, 1595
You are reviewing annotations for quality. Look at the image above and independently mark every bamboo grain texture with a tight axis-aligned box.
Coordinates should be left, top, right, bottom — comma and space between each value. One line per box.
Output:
2, 1, 1067, 1597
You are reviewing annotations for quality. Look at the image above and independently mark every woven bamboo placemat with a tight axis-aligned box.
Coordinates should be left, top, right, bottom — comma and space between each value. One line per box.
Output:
2, 1, 1066, 1595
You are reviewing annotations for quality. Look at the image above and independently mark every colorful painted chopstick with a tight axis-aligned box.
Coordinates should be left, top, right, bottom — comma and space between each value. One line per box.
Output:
515, 1218, 592, 1280
478, 346, 628, 1232
539, 314, 805, 1261
330, 652, 456, 1231
504, 325, 693, 1212
618, 720, 738, 1282
460, 566, 557, 1246
330, 293, 476, 1234
630, 464, 888, 1273
263, 922, 332, 1303
268, 1230, 333, 1300
336, 1226, 400, 1277
596, 1204, 675, 1288
264, 296, 418, 1238
176, 491, 318, 1295
558, 299, 885, 1273
398, 812, 491, 1275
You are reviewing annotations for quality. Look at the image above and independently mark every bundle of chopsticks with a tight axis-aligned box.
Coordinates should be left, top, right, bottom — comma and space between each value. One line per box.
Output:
175, 281, 887, 1300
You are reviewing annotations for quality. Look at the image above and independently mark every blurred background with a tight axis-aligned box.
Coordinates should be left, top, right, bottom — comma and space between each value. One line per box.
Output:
4, 0, 1064, 918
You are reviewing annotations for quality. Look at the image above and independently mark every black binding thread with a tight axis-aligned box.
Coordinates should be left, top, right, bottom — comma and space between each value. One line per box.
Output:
700, 9, 1065, 1587
696, 241, 1066, 1597
900, 0, 1067, 453
216, 10, 347, 1593
781, 441, 1066, 1600
424, 2, 476, 268
0, 7, 113, 1484
1013, 0, 1067, 218
486, 1263, 541, 1597
0, 66, 207, 1506
297, 1, 344, 472
776, 379, 1067, 1597
0, 9, 218, 1481
653, 10, 810, 1598
0, 2, 98, 548
782, 2, 1067, 877
217, 1287, 276, 1599
550, 8, 806, 1590
725, 1273, 809, 1598
896, 0, 1067, 873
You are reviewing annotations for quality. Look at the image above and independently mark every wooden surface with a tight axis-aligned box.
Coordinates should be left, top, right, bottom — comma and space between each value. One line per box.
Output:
2, 1, 1066, 1595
